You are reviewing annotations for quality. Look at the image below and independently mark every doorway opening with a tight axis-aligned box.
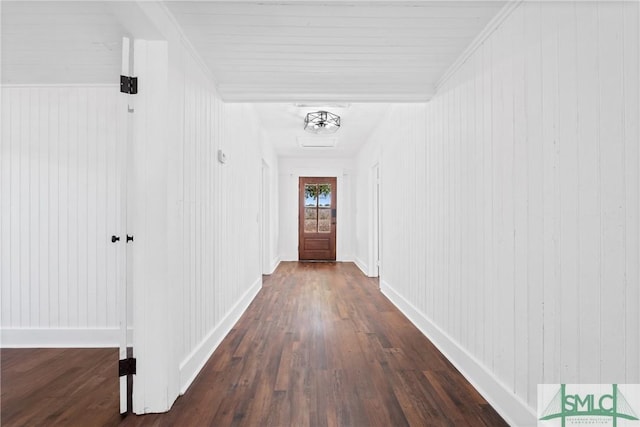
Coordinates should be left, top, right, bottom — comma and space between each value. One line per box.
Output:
371, 163, 380, 277
261, 160, 271, 274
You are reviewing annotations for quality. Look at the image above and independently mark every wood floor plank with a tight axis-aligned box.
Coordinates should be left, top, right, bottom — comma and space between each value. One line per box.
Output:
1, 348, 121, 426
1, 262, 508, 426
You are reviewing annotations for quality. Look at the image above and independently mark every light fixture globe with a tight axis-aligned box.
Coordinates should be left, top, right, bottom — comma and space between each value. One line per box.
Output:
304, 111, 340, 134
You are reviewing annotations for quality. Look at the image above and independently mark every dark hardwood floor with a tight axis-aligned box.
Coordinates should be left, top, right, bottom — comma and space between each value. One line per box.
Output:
1, 347, 121, 426
1, 262, 508, 426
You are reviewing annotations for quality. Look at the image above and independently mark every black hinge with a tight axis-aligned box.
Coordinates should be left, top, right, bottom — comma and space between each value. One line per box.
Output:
120, 75, 138, 94
119, 357, 136, 377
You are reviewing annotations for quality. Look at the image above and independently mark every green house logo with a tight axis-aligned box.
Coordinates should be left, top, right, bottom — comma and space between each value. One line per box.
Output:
538, 384, 640, 427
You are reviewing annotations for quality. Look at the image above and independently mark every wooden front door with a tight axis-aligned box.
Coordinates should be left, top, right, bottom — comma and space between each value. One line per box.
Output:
299, 177, 337, 260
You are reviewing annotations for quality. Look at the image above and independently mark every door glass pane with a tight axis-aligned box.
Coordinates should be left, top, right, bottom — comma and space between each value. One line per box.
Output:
304, 206, 317, 233
318, 184, 331, 207
317, 183, 332, 233
318, 208, 331, 233
304, 184, 318, 207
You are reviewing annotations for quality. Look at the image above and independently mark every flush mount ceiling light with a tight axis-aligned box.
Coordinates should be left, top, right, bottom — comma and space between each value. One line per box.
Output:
304, 111, 341, 134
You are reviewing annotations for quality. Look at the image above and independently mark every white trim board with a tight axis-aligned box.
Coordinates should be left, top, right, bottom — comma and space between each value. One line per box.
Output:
267, 257, 281, 275
178, 276, 262, 395
380, 279, 537, 427
0, 328, 134, 348
353, 256, 369, 277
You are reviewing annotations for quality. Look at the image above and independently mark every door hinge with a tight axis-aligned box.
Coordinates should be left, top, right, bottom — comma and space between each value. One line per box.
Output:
120, 75, 138, 94
119, 357, 136, 377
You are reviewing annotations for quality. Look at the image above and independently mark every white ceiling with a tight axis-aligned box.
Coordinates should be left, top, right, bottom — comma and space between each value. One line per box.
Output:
1, 1, 125, 85
1, 1, 161, 85
253, 103, 391, 158
1, 1, 506, 158
165, 1, 506, 103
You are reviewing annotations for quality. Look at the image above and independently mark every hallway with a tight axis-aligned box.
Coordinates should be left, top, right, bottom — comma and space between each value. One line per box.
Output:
120, 262, 506, 426
2, 2, 638, 423
1, 262, 507, 426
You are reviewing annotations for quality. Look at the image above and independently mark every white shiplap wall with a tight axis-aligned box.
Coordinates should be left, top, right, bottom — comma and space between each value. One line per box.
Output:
169, 43, 266, 394
359, 1, 639, 425
0, 86, 125, 346
1, 5, 276, 411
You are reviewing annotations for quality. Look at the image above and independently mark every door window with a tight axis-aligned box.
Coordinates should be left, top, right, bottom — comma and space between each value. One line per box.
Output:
304, 183, 332, 233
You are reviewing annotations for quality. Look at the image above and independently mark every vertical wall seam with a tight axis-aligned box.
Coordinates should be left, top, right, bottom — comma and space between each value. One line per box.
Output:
596, 0, 603, 383
620, 0, 627, 379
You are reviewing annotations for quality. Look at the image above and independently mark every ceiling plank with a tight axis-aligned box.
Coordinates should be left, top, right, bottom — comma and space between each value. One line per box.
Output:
167, 2, 504, 19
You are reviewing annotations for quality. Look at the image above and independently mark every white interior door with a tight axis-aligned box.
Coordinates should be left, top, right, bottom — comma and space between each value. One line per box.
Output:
129, 39, 175, 414
117, 36, 134, 415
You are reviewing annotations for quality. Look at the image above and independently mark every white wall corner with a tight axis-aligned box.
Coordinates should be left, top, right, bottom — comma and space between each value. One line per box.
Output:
178, 276, 262, 394
435, 0, 524, 91
380, 279, 538, 427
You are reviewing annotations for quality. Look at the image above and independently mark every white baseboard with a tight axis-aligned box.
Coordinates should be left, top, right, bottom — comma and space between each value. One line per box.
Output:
267, 256, 281, 275
353, 256, 369, 276
178, 276, 262, 394
380, 279, 537, 427
0, 327, 133, 348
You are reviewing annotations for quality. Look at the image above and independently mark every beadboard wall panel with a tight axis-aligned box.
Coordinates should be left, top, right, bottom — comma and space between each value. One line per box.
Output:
1, 85, 124, 344
358, 1, 639, 425
1, 60, 270, 363
170, 44, 266, 393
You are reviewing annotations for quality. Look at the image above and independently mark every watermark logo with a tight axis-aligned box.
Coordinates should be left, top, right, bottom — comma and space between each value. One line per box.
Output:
538, 384, 640, 426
